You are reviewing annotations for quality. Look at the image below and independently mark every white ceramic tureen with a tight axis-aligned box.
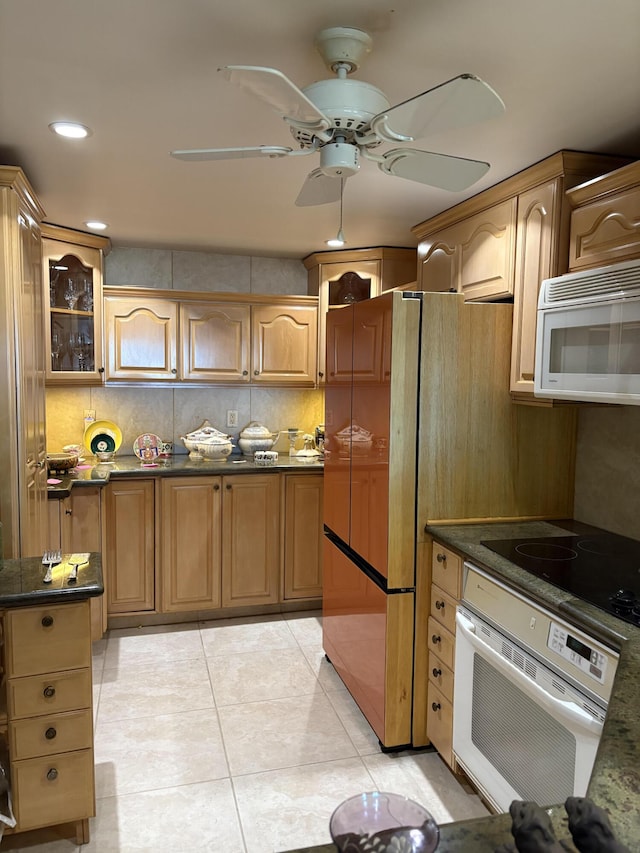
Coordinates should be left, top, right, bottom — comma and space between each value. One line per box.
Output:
181, 420, 233, 460
238, 421, 280, 456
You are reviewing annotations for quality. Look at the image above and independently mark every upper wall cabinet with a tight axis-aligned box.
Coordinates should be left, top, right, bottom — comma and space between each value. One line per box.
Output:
104, 288, 318, 387
304, 247, 417, 385
566, 160, 640, 271
42, 224, 111, 386
412, 151, 631, 403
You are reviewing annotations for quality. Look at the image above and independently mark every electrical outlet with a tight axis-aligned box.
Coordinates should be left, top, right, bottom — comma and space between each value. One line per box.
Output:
83, 409, 96, 423
227, 410, 238, 428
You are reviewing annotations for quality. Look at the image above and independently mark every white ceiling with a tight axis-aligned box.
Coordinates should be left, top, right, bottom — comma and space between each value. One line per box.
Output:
1, 0, 639, 259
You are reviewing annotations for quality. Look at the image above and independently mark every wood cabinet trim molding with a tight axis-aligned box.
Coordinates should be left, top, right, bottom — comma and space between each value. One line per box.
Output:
566, 159, 640, 207
103, 286, 318, 307
303, 246, 416, 271
412, 151, 631, 239
41, 222, 111, 254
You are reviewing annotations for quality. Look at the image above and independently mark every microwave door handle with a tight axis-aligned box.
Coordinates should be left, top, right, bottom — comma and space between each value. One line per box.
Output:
456, 611, 603, 736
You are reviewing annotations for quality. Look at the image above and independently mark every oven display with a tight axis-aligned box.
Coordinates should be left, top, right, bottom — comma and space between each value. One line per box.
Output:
548, 622, 607, 684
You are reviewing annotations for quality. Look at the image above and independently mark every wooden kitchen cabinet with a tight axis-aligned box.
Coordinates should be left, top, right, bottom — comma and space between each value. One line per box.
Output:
160, 477, 222, 612
283, 474, 323, 600
222, 474, 280, 607
426, 540, 462, 770
104, 288, 318, 386
412, 151, 631, 402
418, 198, 517, 301
42, 225, 110, 387
104, 294, 178, 381
304, 247, 417, 384
104, 479, 155, 614
567, 160, 640, 270
3, 599, 94, 842
47, 488, 106, 641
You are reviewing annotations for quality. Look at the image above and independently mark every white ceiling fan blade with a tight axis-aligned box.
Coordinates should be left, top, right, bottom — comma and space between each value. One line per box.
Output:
380, 148, 490, 192
295, 169, 343, 206
170, 145, 293, 162
220, 66, 330, 128
370, 74, 505, 143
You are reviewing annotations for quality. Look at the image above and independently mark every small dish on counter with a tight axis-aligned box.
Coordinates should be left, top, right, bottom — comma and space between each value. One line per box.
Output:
133, 433, 162, 461
46, 451, 79, 472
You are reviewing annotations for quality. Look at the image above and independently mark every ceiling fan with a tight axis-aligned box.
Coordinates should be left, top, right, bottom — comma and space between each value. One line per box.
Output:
170, 26, 505, 207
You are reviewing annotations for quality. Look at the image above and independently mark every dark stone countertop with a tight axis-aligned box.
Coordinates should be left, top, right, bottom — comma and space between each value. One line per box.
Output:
47, 452, 324, 497
0, 552, 104, 607
283, 519, 640, 852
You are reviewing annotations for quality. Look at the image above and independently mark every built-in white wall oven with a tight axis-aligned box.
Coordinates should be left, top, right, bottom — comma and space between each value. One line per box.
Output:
453, 563, 618, 813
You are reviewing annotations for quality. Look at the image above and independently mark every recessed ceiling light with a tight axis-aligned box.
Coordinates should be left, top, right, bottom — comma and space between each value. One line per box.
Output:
85, 220, 108, 231
49, 121, 92, 139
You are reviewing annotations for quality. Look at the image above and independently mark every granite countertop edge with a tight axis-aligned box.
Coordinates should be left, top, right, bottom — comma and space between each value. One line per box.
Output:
48, 453, 324, 497
0, 553, 104, 607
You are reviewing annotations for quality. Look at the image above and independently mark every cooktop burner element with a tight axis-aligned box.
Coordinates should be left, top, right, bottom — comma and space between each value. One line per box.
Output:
481, 530, 640, 627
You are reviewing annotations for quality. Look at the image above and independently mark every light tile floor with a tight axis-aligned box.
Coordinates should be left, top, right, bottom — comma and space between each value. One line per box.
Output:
2, 611, 488, 852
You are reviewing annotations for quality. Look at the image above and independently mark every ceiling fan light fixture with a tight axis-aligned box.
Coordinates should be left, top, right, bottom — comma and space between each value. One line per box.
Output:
326, 228, 346, 248
49, 121, 92, 139
85, 220, 108, 231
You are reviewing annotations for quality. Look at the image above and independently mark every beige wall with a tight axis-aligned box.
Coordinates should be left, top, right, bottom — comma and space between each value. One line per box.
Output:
45, 247, 324, 455
574, 406, 640, 540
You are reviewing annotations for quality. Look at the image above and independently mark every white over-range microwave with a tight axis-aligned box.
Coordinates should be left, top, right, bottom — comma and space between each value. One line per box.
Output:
534, 257, 640, 405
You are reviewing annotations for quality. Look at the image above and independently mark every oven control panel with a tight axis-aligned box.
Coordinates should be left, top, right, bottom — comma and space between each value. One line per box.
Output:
548, 623, 608, 684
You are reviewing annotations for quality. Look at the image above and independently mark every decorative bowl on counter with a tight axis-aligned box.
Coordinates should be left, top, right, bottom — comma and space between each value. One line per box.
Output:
181, 419, 233, 460
238, 421, 280, 456
46, 451, 79, 473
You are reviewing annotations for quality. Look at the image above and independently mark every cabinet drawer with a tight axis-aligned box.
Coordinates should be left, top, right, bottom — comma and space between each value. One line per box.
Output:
8, 669, 92, 720
426, 682, 454, 768
430, 584, 457, 634
12, 748, 95, 831
428, 652, 454, 702
431, 544, 461, 597
427, 616, 455, 670
10, 709, 93, 760
5, 601, 91, 677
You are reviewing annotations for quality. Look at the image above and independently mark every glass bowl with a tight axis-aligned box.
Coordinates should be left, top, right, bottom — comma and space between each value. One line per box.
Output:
330, 792, 439, 853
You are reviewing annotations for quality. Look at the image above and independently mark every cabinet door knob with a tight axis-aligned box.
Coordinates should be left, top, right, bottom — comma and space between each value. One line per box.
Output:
432, 634, 441, 645
41, 615, 54, 628
242, 370, 248, 376
431, 702, 441, 712
254, 370, 259, 375
435, 600, 445, 610
98, 367, 105, 373
65, 508, 73, 515
436, 552, 446, 563
46, 768, 58, 781
432, 667, 442, 678
171, 368, 177, 374
213, 484, 220, 491
43, 685, 56, 698
45, 727, 57, 740
226, 484, 232, 490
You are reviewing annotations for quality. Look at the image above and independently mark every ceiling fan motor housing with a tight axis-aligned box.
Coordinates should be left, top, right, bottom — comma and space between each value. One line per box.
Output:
320, 142, 360, 178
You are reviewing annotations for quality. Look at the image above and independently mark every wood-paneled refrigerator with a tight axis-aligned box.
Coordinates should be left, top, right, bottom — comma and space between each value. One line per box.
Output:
322, 289, 577, 750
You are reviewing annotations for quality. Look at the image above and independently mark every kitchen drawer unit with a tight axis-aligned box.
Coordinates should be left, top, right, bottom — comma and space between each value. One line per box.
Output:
428, 651, 454, 699
427, 616, 455, 670
9, 709, 92, 760
430, 584, 457, 634
431, 545, 461, 598
11, 748, 95, 831
7, 668, 92, 720
5, 602, 91, 677
426, 683, 455, 768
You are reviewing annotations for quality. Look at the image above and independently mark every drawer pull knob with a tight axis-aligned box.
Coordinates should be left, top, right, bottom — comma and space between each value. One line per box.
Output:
43, 686, 56, 698
436, 552, 446, 563
45, 727, 57, 740
46, 768, 58, 781
432, 667, 442, 678
432, 634, 441, 645
41, 615, 54, 628
431, 702, 441, 712
435, 600, 445, 610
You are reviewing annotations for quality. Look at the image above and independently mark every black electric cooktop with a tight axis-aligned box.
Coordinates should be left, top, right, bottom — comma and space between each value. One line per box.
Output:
481, 530, 640, 627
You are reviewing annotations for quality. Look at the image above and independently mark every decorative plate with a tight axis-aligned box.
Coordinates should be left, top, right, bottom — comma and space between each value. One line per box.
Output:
133, 433, 162, 460
84, 419, 123, 455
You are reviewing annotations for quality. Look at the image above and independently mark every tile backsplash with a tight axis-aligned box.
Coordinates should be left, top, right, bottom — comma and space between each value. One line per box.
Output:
46, 246, 323, 455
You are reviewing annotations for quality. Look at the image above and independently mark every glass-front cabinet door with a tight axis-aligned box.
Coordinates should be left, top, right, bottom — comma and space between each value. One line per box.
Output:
42, 228, 109, 385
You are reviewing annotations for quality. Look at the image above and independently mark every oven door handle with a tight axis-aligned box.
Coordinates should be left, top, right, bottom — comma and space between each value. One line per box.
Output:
456, 611, 603, 736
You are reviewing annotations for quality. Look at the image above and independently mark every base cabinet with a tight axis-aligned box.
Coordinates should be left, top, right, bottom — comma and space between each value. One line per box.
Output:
160, 477, 222, 612
283, 474, 323, 600
2, 599, 94, 840
426, 541, 462, 770
104, 480, 155, 613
